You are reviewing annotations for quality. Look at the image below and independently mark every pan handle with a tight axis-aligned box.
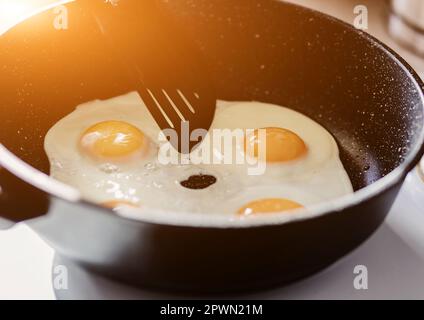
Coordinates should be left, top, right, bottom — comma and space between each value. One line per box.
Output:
0, 167, 50, 230
0, 144, 80, 230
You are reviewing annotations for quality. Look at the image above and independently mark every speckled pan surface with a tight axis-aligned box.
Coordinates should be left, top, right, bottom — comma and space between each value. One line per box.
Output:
0, 0, 423, 291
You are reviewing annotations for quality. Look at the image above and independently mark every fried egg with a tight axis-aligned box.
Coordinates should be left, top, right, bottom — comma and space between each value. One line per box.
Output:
44, 91, 354, 220
209, 101, 344, 181
44, 92, 160, 207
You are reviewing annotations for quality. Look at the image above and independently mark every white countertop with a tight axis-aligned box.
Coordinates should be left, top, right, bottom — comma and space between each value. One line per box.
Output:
0, 0, 423, 300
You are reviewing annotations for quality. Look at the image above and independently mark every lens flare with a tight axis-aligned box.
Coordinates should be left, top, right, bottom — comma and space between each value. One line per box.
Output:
0, 0, 74, 35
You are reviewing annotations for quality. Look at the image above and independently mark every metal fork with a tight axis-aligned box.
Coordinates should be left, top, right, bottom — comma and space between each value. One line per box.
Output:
86, 0, 216, 153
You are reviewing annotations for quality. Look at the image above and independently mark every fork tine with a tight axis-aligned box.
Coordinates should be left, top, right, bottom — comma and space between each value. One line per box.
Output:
162, 89, 187, 122
176, 89, 216, 132
165, 90, 195, 122
151, 89, 187, 130
177, 89, 196, 114
138, 88, 175, 129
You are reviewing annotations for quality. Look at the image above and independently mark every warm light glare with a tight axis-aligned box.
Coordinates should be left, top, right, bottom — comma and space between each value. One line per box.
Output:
0, 0, 74, 34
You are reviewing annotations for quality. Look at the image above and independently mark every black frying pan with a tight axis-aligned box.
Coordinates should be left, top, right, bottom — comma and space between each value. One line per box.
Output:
0, 0, 423, 292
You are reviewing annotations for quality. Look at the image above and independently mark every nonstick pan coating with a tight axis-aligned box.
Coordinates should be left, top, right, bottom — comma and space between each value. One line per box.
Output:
0, 0, 423, 291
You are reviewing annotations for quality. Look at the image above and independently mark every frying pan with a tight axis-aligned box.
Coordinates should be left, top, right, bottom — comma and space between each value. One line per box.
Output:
0, 0, 424, 292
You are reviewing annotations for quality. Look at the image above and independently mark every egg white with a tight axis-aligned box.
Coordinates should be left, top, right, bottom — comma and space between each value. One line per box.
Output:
205, 101, 354, 213
44, 92, 243, 211
44, 92, 354, 218
45, 92, 161, 205
210, 101, 338, 180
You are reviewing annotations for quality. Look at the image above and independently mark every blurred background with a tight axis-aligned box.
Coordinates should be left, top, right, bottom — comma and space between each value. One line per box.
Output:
288, 0, 424, 73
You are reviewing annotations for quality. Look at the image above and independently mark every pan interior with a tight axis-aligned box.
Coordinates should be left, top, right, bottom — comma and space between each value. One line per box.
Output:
0, 0, 423, 221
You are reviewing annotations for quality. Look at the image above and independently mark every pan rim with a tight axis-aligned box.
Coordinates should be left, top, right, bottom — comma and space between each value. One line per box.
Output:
1, 0, 424, 228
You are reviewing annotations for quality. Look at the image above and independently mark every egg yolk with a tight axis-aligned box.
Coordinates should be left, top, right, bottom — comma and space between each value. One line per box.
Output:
80, 121, 147, 160
237, 198, 304, 216
102, 200, 138, 210
245, 127, 307, 163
